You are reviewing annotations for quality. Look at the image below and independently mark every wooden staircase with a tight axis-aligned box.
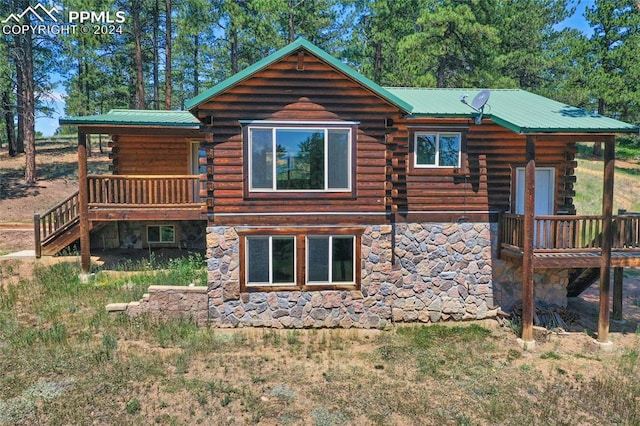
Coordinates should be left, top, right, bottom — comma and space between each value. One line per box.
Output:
34, 191, 82, 257
567, 268, 600, 297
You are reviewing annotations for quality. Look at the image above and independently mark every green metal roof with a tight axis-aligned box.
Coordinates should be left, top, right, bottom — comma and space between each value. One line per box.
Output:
59, 109, 202, 128
386, 88, 638, 134
185, 38, 413, 113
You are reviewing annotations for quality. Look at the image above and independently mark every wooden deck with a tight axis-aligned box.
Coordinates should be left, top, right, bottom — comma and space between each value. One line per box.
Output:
500, 247, 640, 268
35, 175, 205, 256
499, 213, 640, 268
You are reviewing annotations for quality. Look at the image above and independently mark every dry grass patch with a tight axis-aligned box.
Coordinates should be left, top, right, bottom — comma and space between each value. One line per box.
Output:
1, 261, 640, 425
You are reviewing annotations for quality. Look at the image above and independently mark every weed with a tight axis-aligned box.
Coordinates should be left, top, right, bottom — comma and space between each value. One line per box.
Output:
506, 349, 522, 362
175, 351, 191, 374
220, 393, 233, 407
0, 284, 18, 310
286, 330, 300, 346
251, 375, 266, 384
270, 384, 297, 400
540, 351, 562, 360
95, 333, 118, 362
125, 398, 141, 414
311, 406, 349, 426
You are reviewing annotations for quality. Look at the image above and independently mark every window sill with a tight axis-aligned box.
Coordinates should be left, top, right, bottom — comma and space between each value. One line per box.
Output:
244, 284, 360, 292
409, 166, 467, 176
244, 191, 356, 201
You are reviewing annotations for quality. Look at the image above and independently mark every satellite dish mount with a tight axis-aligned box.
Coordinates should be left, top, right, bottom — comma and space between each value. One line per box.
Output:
460, 90, 490, 125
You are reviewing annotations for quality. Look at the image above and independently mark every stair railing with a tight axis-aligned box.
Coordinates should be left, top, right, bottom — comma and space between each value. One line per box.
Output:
34, 191, 80, 257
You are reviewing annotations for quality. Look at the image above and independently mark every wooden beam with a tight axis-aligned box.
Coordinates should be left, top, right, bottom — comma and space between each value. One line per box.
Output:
521, 135, 536, 345
613, 267, 623, 321
78, 132, 91, 274
597, 138, 615, 343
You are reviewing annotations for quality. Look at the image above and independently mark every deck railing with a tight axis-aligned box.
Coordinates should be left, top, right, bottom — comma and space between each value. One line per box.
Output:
88, 175, 204, 207
500, 213, 640, 252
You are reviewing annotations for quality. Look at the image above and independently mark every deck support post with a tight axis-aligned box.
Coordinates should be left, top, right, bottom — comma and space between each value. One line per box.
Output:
78, 131, 91, 274
521, 135, 536, 347
613, 267, 623, 321
597, 138, 615, 344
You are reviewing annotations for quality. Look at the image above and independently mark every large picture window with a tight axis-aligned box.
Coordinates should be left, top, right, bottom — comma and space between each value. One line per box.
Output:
414, 132, 462, 168
240, 229, 361, 291
248, 125, 352, 192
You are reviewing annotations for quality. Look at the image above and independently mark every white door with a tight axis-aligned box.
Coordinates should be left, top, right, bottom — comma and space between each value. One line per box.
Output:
515, 167, 555, 248
515, 167, 555, 216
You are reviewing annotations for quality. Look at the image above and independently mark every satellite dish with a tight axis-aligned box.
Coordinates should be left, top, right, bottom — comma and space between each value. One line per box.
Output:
471, 90, 490, 110
460, 89, 491, 124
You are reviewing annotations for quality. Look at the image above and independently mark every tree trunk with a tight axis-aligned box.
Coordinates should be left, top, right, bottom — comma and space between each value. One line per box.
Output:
593, 98, 605, 157
374, 41, 383, 84
3, 90, 17, 157
193, 34, 199, 96
132, 0, 145, 109
288, 0, 295, 42
15, 67, 24, 153
153, 0, 160, 109
15, 28, 36, 184
165, 0, 172, 109
231, 28, 239, 74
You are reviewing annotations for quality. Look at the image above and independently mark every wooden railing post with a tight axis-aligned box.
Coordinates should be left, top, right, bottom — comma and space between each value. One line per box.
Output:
521, 135, 536, 348
34, 214, 41, 258
78, 132, 91, 274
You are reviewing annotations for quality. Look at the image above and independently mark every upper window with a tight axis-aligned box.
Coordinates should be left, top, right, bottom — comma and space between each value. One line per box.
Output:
414, 132, 462, 168
248, 125, 352, 192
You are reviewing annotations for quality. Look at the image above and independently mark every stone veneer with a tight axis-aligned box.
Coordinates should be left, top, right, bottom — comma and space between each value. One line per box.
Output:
492, 261, 569, 309
205, 222, 540, 329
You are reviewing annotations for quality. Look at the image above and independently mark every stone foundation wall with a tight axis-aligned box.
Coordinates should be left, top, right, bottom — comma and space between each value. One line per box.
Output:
106, 285, 209, 326
206, 223, 507, 329
492, 261, 569, 309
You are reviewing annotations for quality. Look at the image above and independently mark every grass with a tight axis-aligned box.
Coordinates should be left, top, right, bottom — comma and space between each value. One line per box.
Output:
5, 260, 638, 424
2, 134, 640, 424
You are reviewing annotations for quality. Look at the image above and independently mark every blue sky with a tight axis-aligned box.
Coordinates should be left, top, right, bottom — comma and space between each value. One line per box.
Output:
35, 0, 595, 136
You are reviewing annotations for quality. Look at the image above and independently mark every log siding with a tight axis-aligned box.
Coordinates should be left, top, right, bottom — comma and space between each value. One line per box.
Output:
195, 50, 575, 226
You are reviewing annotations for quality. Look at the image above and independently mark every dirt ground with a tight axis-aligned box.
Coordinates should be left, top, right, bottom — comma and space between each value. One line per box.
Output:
2, 140, 640, 350
0, 139, 109, 252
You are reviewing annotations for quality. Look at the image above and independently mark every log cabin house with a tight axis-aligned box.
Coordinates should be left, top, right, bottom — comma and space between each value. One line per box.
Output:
54, 39, 639, 344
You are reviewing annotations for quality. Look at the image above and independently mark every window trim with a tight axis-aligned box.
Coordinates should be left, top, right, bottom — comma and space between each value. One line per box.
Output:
409, 128, 468, 175
242, 121, 358, 200
238, 227, 362, 292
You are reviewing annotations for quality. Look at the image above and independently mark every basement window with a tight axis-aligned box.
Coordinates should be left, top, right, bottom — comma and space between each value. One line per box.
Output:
239, 228, 362, 291
147, 225, 175, 244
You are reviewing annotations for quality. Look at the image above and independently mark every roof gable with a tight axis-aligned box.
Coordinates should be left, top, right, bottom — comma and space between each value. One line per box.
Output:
185, 38, 413, 113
